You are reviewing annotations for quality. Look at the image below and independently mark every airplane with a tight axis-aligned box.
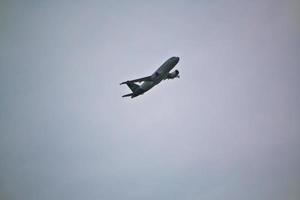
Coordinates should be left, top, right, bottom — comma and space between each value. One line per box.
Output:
120, 56, 180, 98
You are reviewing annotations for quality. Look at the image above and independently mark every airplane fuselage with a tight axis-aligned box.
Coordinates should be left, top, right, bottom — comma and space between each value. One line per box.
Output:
132, 57, 179, 97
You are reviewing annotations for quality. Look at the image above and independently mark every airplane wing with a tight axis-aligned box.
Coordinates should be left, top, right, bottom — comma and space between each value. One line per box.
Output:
120, 76, 152, 85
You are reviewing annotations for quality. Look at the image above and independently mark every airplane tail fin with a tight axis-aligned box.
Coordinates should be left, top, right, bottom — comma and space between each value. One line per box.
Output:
120, 82, 140, 98
125, 82, 140, 93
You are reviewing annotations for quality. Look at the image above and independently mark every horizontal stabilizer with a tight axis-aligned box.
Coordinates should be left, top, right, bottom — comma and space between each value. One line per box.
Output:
122, 93, 133, 98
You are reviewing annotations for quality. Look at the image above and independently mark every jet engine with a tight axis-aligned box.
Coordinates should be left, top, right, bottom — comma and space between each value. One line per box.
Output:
166, 70, 180, 79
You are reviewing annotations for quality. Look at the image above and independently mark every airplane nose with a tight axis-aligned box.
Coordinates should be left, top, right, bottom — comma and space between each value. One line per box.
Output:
174, 56, 180, 63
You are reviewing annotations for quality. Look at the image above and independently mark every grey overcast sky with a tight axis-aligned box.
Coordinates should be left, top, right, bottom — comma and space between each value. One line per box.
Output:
1, 0, 300, 200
